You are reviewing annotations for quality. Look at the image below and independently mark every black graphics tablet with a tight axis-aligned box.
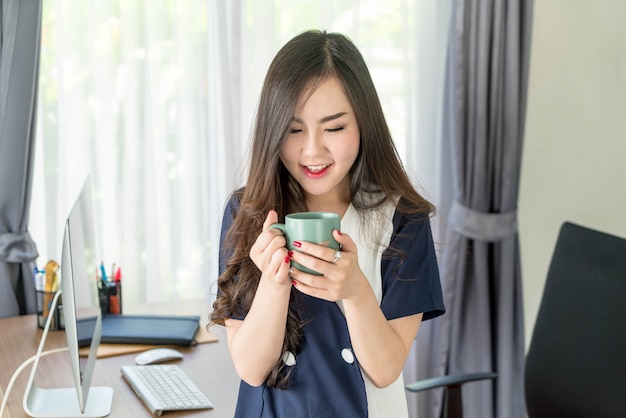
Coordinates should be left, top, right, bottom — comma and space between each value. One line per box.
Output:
77, 314, 200, 347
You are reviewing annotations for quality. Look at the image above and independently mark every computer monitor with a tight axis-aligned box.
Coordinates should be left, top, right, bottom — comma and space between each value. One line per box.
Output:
23, 178, 113, 418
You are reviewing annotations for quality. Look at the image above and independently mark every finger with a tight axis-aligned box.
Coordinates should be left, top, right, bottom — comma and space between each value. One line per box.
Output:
263, 210, 279, 231
292, 240, 334, 262
288, 270, 332, 300
264, 234, 288, 259
288, 267, 320, 289
253, 211, 284, 253
334, 230, 356, 255
272, 248, 292, 284
292, 233, 352, 268
255, 246, 288, 284
251, 226, 285, 256
250, 212, 287, 270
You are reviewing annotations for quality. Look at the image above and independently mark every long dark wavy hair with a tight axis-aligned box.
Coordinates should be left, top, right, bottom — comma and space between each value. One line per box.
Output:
210, 30, 434, 389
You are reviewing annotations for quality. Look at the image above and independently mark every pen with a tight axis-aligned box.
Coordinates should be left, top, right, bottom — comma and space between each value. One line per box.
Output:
34, 266, 44, 291
96, 267, 106, 288
112, 266, 122, 314
100, 261, 107, 282
108, 282, 120, 314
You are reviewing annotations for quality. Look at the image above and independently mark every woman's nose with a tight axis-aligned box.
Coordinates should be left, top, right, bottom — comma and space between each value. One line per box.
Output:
302, 130, 325, 156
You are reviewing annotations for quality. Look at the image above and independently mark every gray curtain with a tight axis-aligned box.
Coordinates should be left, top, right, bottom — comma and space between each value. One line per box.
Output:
418, 1, 533, 417
0, 0, 42, 317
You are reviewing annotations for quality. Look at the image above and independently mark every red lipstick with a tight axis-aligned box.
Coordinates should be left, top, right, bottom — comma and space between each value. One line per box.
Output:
302, 164, 331, 179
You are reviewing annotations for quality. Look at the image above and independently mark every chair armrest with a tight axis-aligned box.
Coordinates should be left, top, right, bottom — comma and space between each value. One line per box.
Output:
405, 372, 497, 392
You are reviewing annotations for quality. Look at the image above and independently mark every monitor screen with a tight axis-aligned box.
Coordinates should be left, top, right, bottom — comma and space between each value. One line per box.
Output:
60, 177, 103, 411
23, 177, 113, 417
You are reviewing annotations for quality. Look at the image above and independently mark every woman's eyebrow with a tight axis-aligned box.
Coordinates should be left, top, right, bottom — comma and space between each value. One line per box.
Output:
292, 112, 348, 124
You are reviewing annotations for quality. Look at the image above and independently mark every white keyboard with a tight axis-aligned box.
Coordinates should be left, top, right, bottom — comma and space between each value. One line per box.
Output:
121, 364, 214, 416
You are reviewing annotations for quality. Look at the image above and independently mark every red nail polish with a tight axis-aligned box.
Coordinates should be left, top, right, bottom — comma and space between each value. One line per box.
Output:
291, 280, 297, 286
337, 230, 342, 236
288, 250, 294, 257
293, 241, 302, 248
284, 256, 290, 263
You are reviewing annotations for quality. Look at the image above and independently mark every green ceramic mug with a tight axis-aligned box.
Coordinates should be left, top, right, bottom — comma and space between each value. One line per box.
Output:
270, 212, 341, 275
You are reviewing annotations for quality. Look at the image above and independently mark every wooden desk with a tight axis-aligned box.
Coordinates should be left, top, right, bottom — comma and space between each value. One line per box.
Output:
0, 299, 239, 417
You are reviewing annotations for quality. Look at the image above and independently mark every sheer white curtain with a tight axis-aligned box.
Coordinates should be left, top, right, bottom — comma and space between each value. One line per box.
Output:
31, 1, 217, 305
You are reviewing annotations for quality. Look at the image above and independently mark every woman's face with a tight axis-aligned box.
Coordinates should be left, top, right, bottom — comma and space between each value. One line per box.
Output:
280, 77, 360, 207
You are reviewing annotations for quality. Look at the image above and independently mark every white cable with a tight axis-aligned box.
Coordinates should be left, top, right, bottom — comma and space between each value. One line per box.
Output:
2, 291, 65, 417
0, 346, 69, 417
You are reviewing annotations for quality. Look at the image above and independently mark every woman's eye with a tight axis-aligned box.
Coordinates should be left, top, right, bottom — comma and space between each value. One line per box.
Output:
290, 128, 302, 134
326, 127, 344, 133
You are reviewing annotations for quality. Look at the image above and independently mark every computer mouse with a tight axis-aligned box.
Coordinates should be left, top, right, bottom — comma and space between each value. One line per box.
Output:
134, 348, 184, 365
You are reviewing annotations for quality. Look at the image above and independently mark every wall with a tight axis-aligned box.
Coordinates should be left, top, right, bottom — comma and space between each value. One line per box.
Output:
520, 0, 626, 348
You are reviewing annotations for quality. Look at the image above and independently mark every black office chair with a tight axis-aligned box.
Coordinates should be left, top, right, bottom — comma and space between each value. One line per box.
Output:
405, 372, 497, 418
406, 221, 626, 418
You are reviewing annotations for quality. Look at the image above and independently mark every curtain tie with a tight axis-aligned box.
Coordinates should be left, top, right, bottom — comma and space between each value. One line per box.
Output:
0, 231, 39, 263
448, 200, 518, 242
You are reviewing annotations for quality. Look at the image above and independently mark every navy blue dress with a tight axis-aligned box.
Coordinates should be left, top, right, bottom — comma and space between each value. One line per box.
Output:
218, 194, 445, 417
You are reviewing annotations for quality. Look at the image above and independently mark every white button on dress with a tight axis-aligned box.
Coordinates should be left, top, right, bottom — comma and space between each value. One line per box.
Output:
341, 348, 355, 364
282, 351, 296, 366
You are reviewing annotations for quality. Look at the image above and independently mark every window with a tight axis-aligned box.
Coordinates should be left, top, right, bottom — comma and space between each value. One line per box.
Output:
30, 0, 449, 306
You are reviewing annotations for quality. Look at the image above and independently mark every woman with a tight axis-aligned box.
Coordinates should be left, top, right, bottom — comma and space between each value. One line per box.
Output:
211, 30, 445, 417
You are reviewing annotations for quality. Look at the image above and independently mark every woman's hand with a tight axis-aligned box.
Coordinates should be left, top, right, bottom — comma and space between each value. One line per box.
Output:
288, 230, 369, 301
228, 210, 293, 386
249, 210, 292, 285
289, 229, 423, 388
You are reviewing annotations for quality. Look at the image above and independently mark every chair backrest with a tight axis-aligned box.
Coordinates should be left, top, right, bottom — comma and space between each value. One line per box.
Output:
525, 222, 626, 418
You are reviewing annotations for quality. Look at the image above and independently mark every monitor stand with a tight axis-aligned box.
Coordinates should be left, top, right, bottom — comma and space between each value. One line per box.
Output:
23, 386, 113, 418
22, 291, 113, 418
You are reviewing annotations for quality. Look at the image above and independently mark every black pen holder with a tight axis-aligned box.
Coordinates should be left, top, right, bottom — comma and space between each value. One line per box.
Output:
99, 280, 123, 315
36, 290, 64, 330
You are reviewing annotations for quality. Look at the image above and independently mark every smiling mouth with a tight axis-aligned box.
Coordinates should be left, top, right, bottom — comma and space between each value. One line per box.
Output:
302, 164, 331, 178
305, 164, 329, 173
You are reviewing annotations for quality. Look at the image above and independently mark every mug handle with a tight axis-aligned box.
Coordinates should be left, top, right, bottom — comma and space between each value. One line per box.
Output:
269, 223, 286, 234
